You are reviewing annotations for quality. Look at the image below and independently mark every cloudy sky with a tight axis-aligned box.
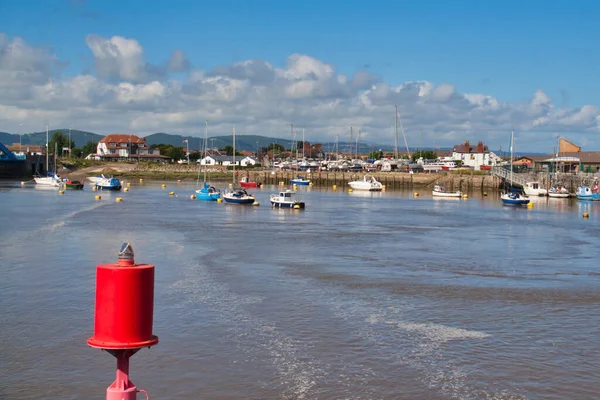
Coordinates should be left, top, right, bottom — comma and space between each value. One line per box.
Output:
0, 0, 599, 151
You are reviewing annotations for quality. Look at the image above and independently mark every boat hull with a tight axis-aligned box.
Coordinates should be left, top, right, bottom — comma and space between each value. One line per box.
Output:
65, 182, 84, 190
223, 197, 255, 204
239, 182, 259, 188
271, 201, 305, 209
96, 185, 122, 191
432, 191, 461, 198
290, 180, 310, 186
548, 193, 570, 198
196, 191, 220, 201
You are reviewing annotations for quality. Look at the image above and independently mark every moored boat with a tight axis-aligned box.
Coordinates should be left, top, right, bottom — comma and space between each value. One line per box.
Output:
501, 191, 530, 206
195, 183, 221, 201
523, 182, 547, 196
223, 188, 255, 204
548, 185, 570, 198
576, 185, 600, 201
270, 190, 305, 209
290, 176, 311, 186
65, 180, 84, 190
348, 175, 383, 191
95, 176, 122, 191
239, 176, 261, 188
34, 172, 63, 187
432, 183, 462, 198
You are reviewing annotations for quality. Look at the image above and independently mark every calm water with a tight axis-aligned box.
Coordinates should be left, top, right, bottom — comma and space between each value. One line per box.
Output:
1, 180, 600, 399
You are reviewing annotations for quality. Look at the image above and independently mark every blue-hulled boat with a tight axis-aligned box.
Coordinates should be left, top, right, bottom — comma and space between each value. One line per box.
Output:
576, 185, 600, 201
196, 183, 221, 201
501, 191, 530, 206
290, 176, 311, 186
95, 176, 122, 191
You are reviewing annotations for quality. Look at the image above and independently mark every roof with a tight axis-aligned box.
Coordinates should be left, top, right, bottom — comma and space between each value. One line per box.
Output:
99, 134, 145, 144
519, 152, 600, 164
453, 141, 489, 153
6, 143, 44, 152
100, 153, 169, 159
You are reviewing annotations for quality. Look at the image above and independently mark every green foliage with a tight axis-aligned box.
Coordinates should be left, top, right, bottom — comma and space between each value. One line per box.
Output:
48, 131, 72, 156
220, 145, 242, 156
411, 150, 437, 163
368, 151, 382, 160
82, 141, 98, 156
71, 148, 83, 158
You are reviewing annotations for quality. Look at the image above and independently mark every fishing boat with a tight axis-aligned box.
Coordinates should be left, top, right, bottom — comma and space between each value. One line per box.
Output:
501, 131, 530, 206
195, 121, 221, 201
523, 182, 548, 196
348, 175, 383, 191
270, 190, 305, 209
223, 127, 255, 205
239, 176, 261, 188
95, 176, 122, 191
64, 180, 84, 190
431, 183, 462, 198
290, 176, 311, 186
548, 185, 570, 198
575, 185, 600, 201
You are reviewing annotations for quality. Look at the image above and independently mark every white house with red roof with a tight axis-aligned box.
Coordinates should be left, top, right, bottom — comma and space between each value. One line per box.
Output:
96, 134, 168, 161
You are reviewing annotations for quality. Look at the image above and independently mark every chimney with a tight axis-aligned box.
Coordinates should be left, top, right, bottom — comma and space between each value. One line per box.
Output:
464, 141, 470, 152
477, 141, 484, 153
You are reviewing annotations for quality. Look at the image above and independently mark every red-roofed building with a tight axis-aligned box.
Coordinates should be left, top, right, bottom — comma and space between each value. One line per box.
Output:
96, 134, 168, 162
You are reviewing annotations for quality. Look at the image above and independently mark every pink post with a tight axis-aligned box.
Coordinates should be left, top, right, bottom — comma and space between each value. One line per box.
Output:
106, 350, 138, 400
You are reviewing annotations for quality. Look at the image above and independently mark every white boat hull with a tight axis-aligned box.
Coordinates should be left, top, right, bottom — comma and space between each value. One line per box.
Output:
348, 175, 383, 191
432, 190, 462, 198
548, 192, 570, 198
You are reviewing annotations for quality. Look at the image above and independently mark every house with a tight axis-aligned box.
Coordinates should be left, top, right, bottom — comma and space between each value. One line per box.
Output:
520, 138, 600, 173
96, 134, 168, 162
451, 141, 501, 170
6, 143, 44, 158
240, 156, 257, 167
200, 155, 236, 166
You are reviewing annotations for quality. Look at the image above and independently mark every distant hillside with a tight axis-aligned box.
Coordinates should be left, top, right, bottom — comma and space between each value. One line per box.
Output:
0, 129, 103, 148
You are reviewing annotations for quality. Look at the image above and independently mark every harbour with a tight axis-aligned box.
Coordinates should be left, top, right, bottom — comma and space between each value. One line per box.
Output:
2, 181, 600, 399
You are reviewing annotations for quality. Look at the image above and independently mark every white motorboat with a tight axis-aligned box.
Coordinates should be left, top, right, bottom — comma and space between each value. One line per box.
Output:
548, 185, 570, 198
348, 175, 383, 191
431, 183, 462, 198
523, 182, 547, 196
270, 190, 305, 209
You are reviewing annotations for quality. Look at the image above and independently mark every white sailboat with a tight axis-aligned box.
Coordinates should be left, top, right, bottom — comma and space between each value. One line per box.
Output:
500, 131, 530, 206
34, 126, 63, 187
195, 120, 221, 201
348, 175, 383, 191
223, 127, 255, 204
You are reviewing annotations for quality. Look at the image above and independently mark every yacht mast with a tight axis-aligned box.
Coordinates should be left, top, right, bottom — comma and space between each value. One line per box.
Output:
302, 128, 305, 159
232, 127, 236, 184
45, 124, 49, 172
203, 120, 208, 183
394, 105, 399, 160
349, 127, 353, 160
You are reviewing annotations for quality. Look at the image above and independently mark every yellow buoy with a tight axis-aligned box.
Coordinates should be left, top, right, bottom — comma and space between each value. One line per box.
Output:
293, 204, 301, 209
59, 190, 65, 195
229, 183, 233, 188
127, 182, 131, 187
348, 188, 353, 193
280, 181, 284, 186
124, 187, 129, 192
414, 192, 419, 197
583, 212, 589, 218
483, 192, 488, 196
462, 194, 468, 199
309, 182, 313, 187
217, 198, 223, 203
116, 197, 123, 202
169, 191, 175, 196
253, 201, 260, 206
161, 184, 166, 189
92, 186, 97, 191
139, 178, 143, 182
190, 194, 196, 199
527, 202, 534, 208
333, 185, 337, 190
95, 195, 101, 200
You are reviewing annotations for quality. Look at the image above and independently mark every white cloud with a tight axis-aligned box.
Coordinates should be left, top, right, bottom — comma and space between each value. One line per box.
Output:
1, 33, 599, 151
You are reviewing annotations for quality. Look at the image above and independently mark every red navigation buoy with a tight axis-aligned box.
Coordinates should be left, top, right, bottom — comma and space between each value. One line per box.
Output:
88, 243, 158, 400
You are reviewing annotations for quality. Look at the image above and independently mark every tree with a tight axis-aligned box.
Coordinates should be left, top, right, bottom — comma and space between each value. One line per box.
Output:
411, 150, 437, 163
82, 141, 98, 157
368, 151, 381, 160
71, 148, 83, 158
166, 146, 185, 161
49, 131, 70, 156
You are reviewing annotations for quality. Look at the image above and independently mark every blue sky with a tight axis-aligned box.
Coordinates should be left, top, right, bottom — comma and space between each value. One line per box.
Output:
0, 0, 599, 151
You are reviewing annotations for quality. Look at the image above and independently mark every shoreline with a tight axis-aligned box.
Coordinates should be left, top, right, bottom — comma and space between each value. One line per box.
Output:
62, 162, 501, 190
